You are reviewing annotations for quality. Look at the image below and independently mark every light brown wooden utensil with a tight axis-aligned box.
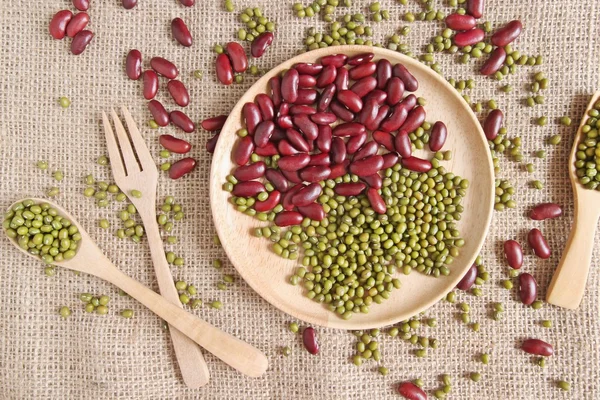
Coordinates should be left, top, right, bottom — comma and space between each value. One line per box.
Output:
102, 107, 209, 388
209, 45, 495, 330
546, 91, 600, 309
6, 198, 269, 378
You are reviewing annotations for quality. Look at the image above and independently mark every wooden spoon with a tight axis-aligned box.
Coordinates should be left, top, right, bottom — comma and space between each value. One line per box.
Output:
6, 198, 269, 377
546, 91, 600, 309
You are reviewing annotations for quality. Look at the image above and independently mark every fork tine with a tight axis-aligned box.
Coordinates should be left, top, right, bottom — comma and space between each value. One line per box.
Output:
110, 109, 141, 176
121, 106, 156, 171
102, 111, 127, 182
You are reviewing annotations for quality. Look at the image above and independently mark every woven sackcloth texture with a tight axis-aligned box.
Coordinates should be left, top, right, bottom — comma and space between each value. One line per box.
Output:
0, 0, 599, 399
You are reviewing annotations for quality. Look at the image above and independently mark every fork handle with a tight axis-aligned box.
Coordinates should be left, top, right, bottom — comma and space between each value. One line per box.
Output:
98, 261, 268, 377
138, 209, 211, 388
546, 202, 600, 309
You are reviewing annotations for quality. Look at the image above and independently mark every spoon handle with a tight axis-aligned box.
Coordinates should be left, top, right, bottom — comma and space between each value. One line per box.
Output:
546, 202, 599, 309
97, 261, 269, 377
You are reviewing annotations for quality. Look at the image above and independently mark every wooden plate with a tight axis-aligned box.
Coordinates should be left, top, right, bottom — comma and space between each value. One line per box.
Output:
210, 45, 494, 330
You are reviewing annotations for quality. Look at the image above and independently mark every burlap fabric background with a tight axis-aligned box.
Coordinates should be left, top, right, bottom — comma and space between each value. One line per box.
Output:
0, 0, 599, 399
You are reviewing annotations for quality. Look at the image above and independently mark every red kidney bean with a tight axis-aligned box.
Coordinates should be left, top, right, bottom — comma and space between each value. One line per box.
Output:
277, 102, 290, 117
282, 69, 299, 103
335, 67, 349, 91
265, 169, 289, 192
72, 0, 90, 11
503, 240, 523, 269
308, 153, 330, 166
278, 140, 300, 156
381, 153, 399, 169
429, 121, 447, 152
316, 64, 337, 88
151, 57, 178, 79
317, 83, 336, 112
335, 182, 366, 196
456, 264, 477, 290
483, 109, 503, 140
385, 77, 404, 106
367, 188, 386, 214
321, 54, 347, 67
354, 141, 379, 161
530, 203, 563, 221
206, 134, 218, 153
269, 76, 282, 107
528, 228, 550, 259
169, 157, 196, 179
66, 12, 89, 38
375, 59, 392, 89
399, 94, 418, 111
277, 115, 294, 129
333, 122, 365, 137
348, 52, 374, 66
254, 94, 275, 121
255, 142, 278, 157
282, 185, 304, 210
278, 154, 310, 171
491, 20, 523, 47
225, 42, 248, 73
394, 131, 412, 158
311, 112, 336, 125
292, 183, 321, 207
170, 111, 195, 133
368, 105, 390, 131
122, 0, 138, 9
232, 181, 265, 197
397, 382, 427, 400
147, 100, 169, 126
392, 64, 418, 92
302, 327, 319, 355
445, 13, 476, 30
295, 63, 323, 75
337, 90, 363, 113
373, 130, 395, 151
50, 10, 73, 39
358, 98, 379, 127
295, 89, 318, 105
521, 339, 553, 357
299, 166, 330, 182
142, 70, 159, 99
329, 161, 349, 179
402, 157, 432, 173
349, 62, 376, 80
330, 137, 347, 164
400, 106, 426, 133
350, 155, 384, 177
254, 190, 281, 212
362, 174, 383, 189
297, 203, 325, 221
160, 134, 191, 154
286, 128, 310, 152
201, 115, 227, 131
365, 89, 388, 105
519, 273, 538, 305
282, 169, 303, 184
380, 105, 408, 132
171, 18, 192, 47
298, 74, 317, 88
167, 80, 190, 107
466, 0, 484, 18
71, 30, 94, 55
126, 49, 142, 80
234, 162, 266, 181
293, 114, 318, 140
233, 136, 254, 165
480, 47, 507, 76
251, 32, 274, 58
316, 125, 332, 153
243, 102, 262, 135
350, 76, 377, 98
330, 100, 355, 122
271, 128, 286, 141
254, 121, 275, 148
346, 132, 367, 154
454, 28, 485, 47
215, 53, 234, 85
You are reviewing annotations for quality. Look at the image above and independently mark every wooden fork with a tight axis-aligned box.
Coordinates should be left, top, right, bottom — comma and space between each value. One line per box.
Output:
102, 107, 210, 387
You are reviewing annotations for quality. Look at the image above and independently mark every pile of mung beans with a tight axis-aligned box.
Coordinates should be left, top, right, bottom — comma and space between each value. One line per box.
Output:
575, 100, 600, 189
